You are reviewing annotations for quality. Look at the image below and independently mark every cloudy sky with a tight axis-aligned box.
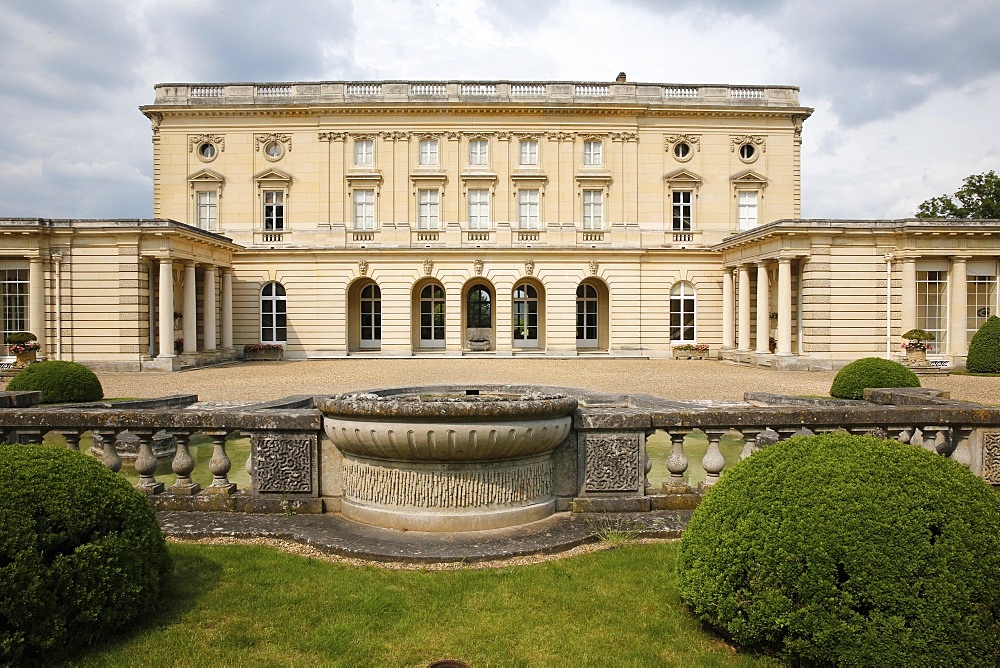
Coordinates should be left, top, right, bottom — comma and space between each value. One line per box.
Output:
1, 0, 998, 221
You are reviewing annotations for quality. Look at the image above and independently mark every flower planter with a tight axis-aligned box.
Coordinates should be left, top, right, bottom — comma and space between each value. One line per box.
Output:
905, 348, 927, 365
14, 350, 36, 367
245, 349, 283, 361
673, 350, 708, 360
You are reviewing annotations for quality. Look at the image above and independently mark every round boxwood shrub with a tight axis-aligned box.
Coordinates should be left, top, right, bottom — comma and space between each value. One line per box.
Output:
829, 356, 920, 399
5, 360, 104, 403
0, 444, 171, 664
966, 315, 1000, 373
677, 434, 1000, 666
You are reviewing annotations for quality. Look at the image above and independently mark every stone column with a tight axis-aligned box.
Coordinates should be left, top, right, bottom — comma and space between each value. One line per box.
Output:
950, 256, 968, 354
221, 268, 233, 350
755, 263, 770, 354
158, 259, 175, 357
182, 262, 197, 354
776, 258, 792, 355
721, 268, 735, 350
28, 256, 45, 355
901, 257, 917, 336
737, 265, 751, 351
203, 266, 217, 351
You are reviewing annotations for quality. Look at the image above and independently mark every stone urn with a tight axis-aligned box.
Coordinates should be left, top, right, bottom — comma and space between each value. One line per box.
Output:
317, 386, 577, 532
905, 347, 928, 365
14, 350, 36, 367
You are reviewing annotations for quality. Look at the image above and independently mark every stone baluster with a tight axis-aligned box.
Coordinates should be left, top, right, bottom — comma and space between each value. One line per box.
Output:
168, 432, 201, 495
756, 427, 780, 449
950, 426, 973, 468
701, 429, 728, 488
643, 435, 653, 492
791, 426, 815, 438
92, 430, 122, 472
918, 426, 939, 453
738, 427, 762, 460
134, 431, 165, 494
207, 433, 237, 494
664, 429, 690, 493
896, 427, 913, 444
933, 427, 955, 457
60, 430, 81, 451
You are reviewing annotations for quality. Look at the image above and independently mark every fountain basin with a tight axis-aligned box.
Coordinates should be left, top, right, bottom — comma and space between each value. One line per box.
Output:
317, 387, 577, 531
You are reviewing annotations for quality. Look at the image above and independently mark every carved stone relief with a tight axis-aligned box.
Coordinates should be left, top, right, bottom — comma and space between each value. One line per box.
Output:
253, 432, 316, 494
584, 433, 640, 492
982, 431, 1000, 484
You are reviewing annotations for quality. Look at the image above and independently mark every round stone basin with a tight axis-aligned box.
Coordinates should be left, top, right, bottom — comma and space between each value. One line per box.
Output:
317, 387, 578, 532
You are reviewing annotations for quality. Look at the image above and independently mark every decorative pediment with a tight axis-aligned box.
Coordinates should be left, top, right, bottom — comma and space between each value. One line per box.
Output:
510, 171, 548, 188
663, 134, 701, 151
664, 169, 703, 187
409, 170, 447, 185
575, 171, 613, 187
188, 169, 225, 186
730, 169, 768, 189
460, 170, 498, 187
254, 168, 292, 188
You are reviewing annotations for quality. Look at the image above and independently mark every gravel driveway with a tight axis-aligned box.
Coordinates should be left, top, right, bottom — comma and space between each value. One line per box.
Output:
97, 358, 1000, 406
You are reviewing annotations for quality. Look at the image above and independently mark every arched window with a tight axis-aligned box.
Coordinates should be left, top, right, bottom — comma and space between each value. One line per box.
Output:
576, 283, 599, 347
360, 283, 381, 348
670, 282, 696, 342
513, 283, 538, 347
419, 283, 446, 347
467, 283, 492, 328
261, 282, 287, 343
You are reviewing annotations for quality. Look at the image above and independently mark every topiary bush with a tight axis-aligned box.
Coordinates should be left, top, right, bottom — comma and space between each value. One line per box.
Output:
829, 356, 920, 399
0, 444, 171, 664
966, 315, 1000, 373
5, 360, 104, 403
677, 434, 1000, 666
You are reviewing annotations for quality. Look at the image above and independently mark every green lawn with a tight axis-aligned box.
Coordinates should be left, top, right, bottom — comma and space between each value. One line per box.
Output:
69, 541, 775, 667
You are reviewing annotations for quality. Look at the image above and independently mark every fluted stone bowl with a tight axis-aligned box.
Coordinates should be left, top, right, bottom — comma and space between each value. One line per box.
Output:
317, 386, 578, 531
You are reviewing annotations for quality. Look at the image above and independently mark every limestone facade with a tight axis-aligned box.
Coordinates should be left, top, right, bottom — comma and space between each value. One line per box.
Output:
0, 77, 995, 370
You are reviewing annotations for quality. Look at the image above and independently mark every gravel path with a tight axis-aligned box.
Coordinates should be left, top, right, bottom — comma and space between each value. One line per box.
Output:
97, 358, 1000, 406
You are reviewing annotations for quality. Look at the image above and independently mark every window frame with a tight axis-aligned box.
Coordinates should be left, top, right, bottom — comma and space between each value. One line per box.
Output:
195, 190, 218, 231
354, 139, 374, 167
418, 139, 439, 166
468, 139, 489, 166
263, 189, 285, 231
359, 282, 381, 349
670, 281, 696, 343
672, 190, 693, 232
737, 191, 758, 231
466, 283, 493, 329
419, 283, 446, 348
513, 282, 539, 348
468, 189, 491, 229
583, 140, 603, 166
916, 270, 947, 353
575, 283, 599, 348
1, 268, 29, 342
353, 189, 375, 230
519, 139, 538, 166
582, 189, 604, 229
417, 188, 440, 229
518, 189, 540, 229
260, 282, 287, 344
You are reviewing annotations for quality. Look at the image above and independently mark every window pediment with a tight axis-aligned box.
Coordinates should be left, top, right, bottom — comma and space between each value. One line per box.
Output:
188, 169, 225, 186
460, 169, 498, 184
511, 170, 548, 185
346, 169, 383, 186
575, 171, 612, 186
410, 169, 448, 185
731, 169, 768, 189
665, 168, 703, 188
254, 168, 292, 188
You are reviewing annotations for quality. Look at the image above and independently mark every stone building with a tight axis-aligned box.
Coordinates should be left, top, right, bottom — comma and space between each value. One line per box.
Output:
0, 76, 996, 370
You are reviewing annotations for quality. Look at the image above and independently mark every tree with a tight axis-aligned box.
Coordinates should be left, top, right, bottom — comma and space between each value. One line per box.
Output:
916, 170, 1000, 219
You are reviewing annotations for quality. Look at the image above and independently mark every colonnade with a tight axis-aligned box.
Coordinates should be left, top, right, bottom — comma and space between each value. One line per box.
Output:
721, 258, 796, 356
151, 258, 234, 359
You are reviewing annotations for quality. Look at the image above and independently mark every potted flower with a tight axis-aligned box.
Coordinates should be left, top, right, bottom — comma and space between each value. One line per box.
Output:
244, 343, 284, 361
672, 343, 710, 360
901, 328, 935, 364
7, 332, 40, 366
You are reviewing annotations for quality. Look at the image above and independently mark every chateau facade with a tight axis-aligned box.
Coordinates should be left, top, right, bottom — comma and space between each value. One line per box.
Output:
1, 77, 996, 370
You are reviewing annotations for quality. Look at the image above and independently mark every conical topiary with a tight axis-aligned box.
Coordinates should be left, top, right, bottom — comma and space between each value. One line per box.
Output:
966, 315, 1000, 373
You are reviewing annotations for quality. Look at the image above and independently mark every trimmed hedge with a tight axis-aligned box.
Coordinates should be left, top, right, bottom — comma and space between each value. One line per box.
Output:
966, 315, 1000, 373
829, 356, 919, 399
5, 360, 104, 403
677, 434, 1000, 666
0, 445, 171, 664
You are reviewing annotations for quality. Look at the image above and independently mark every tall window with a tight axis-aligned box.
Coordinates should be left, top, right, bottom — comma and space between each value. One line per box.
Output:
1, 269, 28, 340
582, 190, 603, 229
917, 270, 947, 352
263, 190, 284, 231
583, 140, 602, 166
260, 282, 287, 344
518, 189, 539, 228
670, 282, 696, 342
418, 189, 440, 229
354, 190, 375, 229
738, 191, 757, 230
468, 189, 490, 229
360, 283, 381, 348
513, 283, 538, 347
196, 191, 218, 231
467, 284, 492, 328
419, 284, 446, 346
576, 283, 599, 347
418, 139, 438, 166
968, 275, 997, 339
469, 139, 488, 165
672, 191, 692, 231
519, 139, 538, 165
354, 139, 374, 166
